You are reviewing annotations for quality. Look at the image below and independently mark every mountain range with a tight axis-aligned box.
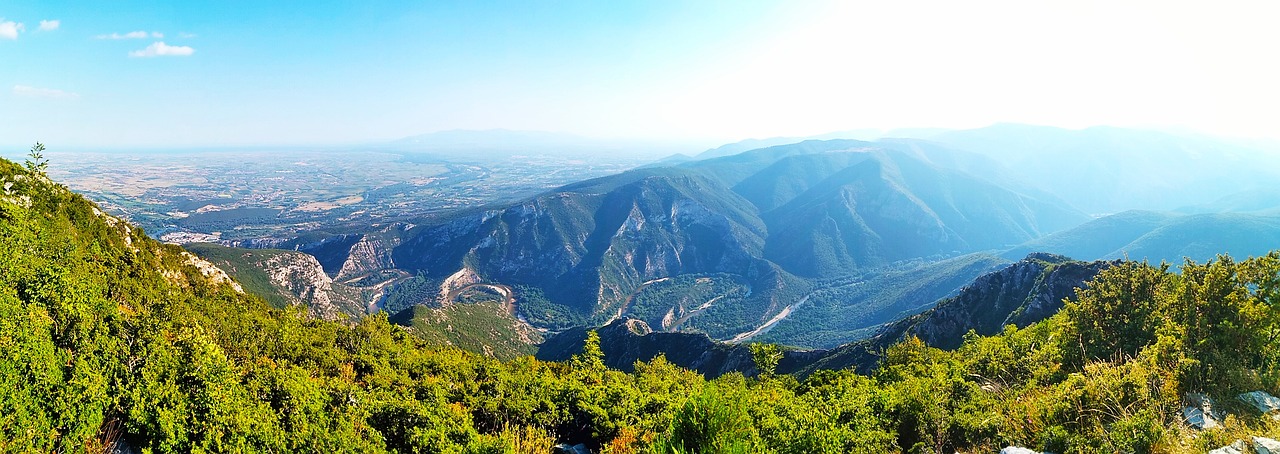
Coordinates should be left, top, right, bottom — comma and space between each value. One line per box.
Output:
324, 138, 1090, 347
188, 124, 1280, 357
14, 149, 1266, 452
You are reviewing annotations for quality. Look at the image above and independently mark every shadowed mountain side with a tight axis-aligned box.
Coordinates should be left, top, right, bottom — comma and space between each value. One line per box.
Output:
537, 319, 763, 378
540, 254, 1110, 378
757, 254, 1010, 349
535, 318, 833, 379
785, 254, 1112, 375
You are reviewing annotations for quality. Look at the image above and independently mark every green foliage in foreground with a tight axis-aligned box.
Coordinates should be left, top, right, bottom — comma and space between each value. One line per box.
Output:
2, 154, 1280, 453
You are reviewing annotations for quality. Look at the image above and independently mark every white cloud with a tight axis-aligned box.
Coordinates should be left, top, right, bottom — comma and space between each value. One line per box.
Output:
38, 20, 59, 31
128, 41, 194, 58
178, 32, 196, 39
96, 31, 152, 39
0, 20, 24, 39
13, 85, 79, 100
152, 31, 163, 38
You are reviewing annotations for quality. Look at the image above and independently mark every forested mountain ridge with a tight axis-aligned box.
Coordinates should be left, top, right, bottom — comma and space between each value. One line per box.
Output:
5, 154, 1280, 452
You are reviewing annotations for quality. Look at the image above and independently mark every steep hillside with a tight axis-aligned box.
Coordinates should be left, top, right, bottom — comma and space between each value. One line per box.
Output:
1119, 213, 1280, 263
390, 167, 797, 339
188, 240, 546, 359
389, 302, 542, 360
757, 253, 1010, 348
784, 254, 1112, 375
759, 153, 1079, 277
184, 243, 367, 319
1003, 210, 1181, 260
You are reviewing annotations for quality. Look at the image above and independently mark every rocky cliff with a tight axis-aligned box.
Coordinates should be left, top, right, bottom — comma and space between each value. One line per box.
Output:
185, 243, 366, 320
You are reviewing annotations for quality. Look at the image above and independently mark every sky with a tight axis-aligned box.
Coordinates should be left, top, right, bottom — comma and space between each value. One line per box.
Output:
3, 0, 1280, 149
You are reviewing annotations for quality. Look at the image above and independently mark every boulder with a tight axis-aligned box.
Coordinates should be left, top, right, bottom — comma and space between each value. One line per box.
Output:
1184, 393, 1220, 429
1000, 447, 1041, 454
1255, 437, 1280, 454
1209, 440, 1248, 454
1239, 391, 1280, 419
553, 443, 590, 454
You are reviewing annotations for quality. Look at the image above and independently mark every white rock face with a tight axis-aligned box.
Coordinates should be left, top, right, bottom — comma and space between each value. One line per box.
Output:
1000, 447, 1041, 454
439, 268, 481, 303
92, 206, 139, 251
337, 235, 396, 281
196, 247, 364, 320
180, 252, 244, 294
262, 252, 346, 320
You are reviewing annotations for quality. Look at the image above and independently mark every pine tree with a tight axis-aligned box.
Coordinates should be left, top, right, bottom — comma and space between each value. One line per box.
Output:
24, 142, 48, 175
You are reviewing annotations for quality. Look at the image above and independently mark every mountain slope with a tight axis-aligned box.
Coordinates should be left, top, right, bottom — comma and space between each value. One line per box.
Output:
389, 302, 542, 360
760, 152, 1082, 277
1006, 210, 1280, 263
783, 253, 1112, 375
757, 253, 1010, 348
537, 318, 762, 378
389, 167, 795, 339
184, 243, 368, 319
1178, 188, 1280, 214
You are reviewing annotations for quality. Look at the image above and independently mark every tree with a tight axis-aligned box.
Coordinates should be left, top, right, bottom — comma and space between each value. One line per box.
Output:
749, 343, 782, 379
24, 142, 48, 175
574, 329, 605, 372
1059, 261, 1172, 366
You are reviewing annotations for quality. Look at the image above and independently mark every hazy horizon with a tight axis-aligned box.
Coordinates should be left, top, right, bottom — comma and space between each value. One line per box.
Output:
5, 1, 1280, 148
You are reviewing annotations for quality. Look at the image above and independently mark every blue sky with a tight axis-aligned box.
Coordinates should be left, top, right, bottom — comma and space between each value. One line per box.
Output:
4, 0, 1280, 148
